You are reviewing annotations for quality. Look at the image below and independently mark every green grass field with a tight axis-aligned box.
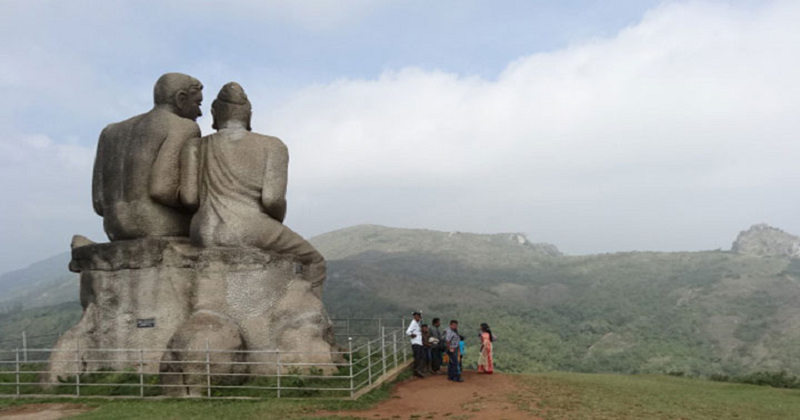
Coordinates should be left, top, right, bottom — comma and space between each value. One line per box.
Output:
513, 372, 800, 419
3, 371, 800, 419
0, 372, 411, 420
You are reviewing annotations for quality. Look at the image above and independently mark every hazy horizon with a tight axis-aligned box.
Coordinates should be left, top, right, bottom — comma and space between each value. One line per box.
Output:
1, 221, 788, 278
1, 0, 799, 273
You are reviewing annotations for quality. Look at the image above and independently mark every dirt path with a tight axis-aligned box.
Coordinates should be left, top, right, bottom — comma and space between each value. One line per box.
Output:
0, 404, 94, 420
320, 370, 539, 419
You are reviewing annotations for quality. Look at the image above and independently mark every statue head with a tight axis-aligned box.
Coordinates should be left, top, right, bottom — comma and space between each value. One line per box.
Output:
211, 82, 252, 131
153, 73, 204, 121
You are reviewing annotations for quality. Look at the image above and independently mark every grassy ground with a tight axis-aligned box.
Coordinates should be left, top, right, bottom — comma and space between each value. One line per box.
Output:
0, 371, 411, 420
3, 371, 800, 419
513, 372, 800, 419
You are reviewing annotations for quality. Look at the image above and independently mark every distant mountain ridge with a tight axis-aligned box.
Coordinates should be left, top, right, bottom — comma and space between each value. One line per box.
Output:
313, 224, 561, 261
316, 226, 800, 376
4, 223, 800, 378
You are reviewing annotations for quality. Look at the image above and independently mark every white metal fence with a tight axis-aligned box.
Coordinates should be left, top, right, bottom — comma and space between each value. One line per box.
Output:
0, 318, 412, 400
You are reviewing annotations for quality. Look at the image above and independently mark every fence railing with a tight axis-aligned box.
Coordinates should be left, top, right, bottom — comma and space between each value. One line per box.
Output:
0, 318, 412, 400
0, 318, 409, 361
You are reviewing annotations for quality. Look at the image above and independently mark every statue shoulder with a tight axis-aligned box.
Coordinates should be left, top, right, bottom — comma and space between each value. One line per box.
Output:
161, 112, 201, 136
137, 108, 200, 137
256, 134, 288, 154
101, 112, 146, 139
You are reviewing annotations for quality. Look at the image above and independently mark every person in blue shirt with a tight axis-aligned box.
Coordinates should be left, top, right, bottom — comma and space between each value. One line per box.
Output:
458, 335, 466, 373
445, 320, 463, 382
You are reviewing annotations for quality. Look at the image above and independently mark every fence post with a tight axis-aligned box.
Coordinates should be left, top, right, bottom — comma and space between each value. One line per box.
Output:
205, 340, 211, 399
392, 331, 398, 369
381, 327, 387, 376
367, 340, 373, 386
276, 350, 281, 399
139, 348, 144, 398
402, 332, 407, 363
15, 348, 20, 397
378, 318, 382, 339
401, 318, 406, 364
75, 342, 80, 397
348, 337, 354, 398
22, 331, 27, 362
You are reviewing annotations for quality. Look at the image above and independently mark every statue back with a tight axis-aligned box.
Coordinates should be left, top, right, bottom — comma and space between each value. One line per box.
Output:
186, 128, 289, 248
197, 130, 271, 208
93, 108, 199, 240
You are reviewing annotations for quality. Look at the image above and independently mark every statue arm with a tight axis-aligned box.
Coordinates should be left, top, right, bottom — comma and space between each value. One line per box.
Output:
91, 129, 107, 216
179, 137, 200, 211
262, 139, 288, 223
150, 122, 200, 207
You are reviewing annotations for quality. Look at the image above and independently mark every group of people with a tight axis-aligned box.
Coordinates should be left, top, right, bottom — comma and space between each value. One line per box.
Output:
405, 312, 494, 383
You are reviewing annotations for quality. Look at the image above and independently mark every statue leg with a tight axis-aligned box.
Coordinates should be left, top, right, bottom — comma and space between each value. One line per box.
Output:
263, 223, 326, 299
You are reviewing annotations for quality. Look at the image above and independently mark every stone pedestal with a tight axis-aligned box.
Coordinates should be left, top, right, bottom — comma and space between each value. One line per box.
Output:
46, 237, 336, 392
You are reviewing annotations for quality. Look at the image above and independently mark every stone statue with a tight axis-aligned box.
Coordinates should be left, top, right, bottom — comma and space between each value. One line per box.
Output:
49, 78, 337, 394
180, 82, 326, 297
92, 73, 203, 240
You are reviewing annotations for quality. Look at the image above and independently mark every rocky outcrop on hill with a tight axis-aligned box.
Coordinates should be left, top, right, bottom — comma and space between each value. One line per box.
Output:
732, 224, 800, 259
507, 233, 562, 257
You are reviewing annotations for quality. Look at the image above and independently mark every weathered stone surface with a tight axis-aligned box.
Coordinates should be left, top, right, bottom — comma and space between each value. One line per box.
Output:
50, 78, 338, 391
92, 73, 203, 241
180, 82, 326, 297
46, 237, 336, 385
732, 224, 800, 259
160, 310, 248, 396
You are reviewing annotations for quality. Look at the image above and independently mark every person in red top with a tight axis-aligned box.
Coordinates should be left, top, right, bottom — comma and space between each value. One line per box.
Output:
477, 323, 494, 374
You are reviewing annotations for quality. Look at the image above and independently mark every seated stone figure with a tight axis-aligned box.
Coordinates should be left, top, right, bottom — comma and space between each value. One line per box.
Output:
180, 82, 326, 296
92, 73, 203, 240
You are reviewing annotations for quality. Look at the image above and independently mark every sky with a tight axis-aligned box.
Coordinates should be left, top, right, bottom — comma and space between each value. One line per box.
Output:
1, 0, 799, 274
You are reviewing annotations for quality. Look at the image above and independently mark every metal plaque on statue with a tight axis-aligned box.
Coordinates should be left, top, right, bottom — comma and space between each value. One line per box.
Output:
137, 318, 155, 328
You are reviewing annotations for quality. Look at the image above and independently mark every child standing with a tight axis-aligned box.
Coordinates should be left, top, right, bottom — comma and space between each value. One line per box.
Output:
458, 335, 466, 373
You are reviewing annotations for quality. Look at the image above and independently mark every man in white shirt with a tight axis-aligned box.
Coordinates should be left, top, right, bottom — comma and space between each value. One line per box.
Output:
406, 311, 425, 377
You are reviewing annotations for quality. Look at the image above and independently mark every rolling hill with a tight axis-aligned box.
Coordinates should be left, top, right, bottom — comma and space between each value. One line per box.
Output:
2, 223, 799, 377
0, 251, 75, 311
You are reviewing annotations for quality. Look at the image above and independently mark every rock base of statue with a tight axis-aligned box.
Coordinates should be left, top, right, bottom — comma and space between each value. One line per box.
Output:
46, 237, 337, 395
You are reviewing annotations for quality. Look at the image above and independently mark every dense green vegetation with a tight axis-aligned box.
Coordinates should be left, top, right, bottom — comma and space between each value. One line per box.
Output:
0, 302, 81, 351
3, 224, 800, 378
709, 370, 800, 389
318, 226, 800, 377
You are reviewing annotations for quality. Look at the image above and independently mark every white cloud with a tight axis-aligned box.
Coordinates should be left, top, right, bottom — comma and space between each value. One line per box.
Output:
2, 0, 799, 273
258, 0, 800, 251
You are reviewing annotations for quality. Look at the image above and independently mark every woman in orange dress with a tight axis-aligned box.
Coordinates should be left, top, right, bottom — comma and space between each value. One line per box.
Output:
477, 323, 494, 374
